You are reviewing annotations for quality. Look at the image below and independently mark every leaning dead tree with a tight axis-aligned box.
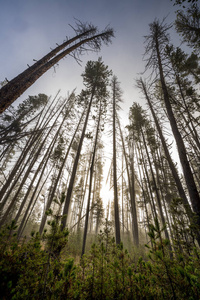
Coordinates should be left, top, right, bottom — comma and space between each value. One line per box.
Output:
0, 21, 114, 114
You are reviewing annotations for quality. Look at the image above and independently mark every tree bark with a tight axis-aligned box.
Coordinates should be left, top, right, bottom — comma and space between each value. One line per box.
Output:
81, 103, 101, 256
0, 29, 113, 113
0, 27, 96, 103
155, 32, 200, 227
112, 79, 121, 245
39, 106, 85, 234
61, 89, 95, 230
118, 119, 139, 246
15, 95, 73, 226
141, 127, 172, 248
0, 95, 63, 225
139, 79, 192, 215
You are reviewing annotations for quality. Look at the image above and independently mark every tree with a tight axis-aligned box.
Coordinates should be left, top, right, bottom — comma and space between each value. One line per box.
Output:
168, 47, 200, 83
0, 94, 48, 145
118, 118, 139, 245
128, 103, 172, 249
111, 76, 121, 245
171, 0, 198, 7
61, 58, 111, 230
0, 93, 59, 211
81, 101, 103, 256
39, 101, 85, 235
0, 94, 66, 227
0, 22, 114, 114
175, 4, 200, 50
144, 19, 200, 230
137, 79, 192, 216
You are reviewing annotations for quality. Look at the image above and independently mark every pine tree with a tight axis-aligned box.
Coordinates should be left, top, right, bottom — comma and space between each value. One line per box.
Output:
144, 19, 200, 230
61, 58, 111, 230
0, 22, 114, 113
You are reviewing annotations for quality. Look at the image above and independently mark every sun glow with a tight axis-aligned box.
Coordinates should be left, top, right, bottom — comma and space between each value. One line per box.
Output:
100, 181, 113, 208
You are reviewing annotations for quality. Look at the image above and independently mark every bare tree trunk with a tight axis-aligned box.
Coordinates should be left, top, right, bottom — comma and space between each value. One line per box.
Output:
117, 119, 138, 246
0, 26, 96, 104
77, 158, 91, 231
15, 94, 74, 226
142, 79, 200, 243
0, 92, 59, 208
0, 28, 113, 113
61, 88, 95, 230
137, 141, 158, 221
81, 102, 101, 256
141, 127, 171, 246
39, 107, 85, 234
89, 168, 97, 233
17, 164, 54, 238
112, 78, 121, 245
136, 148, 151, 236
139, 79, 194, 219
129, 140, 139, 246
0, 95, 63, 226
175, 75, 200, 151
155, 31, 200, 227
121, 153, 125, 235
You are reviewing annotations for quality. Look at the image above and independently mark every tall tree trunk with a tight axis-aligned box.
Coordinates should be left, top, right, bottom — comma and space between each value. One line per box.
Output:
0, 95, 63, 225
0, 28, 113, 113
156, 148, 175, 248
118, 119, 139, 245
81, 103, 101, 256
121, 153, 125, 235
0, 27, 96, 104
136, 148, 151, 237
15, 94, 74, 225
77, 158, 91, 231
129, 140, 139, 246
0, 91, 59, 208
137, 141, 158, 221
139, 79, 193, 216
155, 33, 200, 227
89, 168, 97, 233
39, 107, 85, 234
175, 75, 200, 151
61, 88, 95, 230
112, 79, 121, 245
17, 164, 54, 238
141, 127, 171, 247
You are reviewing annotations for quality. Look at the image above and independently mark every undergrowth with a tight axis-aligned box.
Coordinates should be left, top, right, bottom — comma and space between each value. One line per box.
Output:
0, 217, 200, 299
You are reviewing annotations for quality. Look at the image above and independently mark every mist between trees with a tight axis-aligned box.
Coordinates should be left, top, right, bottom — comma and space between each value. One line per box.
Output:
0, 4, 200, 299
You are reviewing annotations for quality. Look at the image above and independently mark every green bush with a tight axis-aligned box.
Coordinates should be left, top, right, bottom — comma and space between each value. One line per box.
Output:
0, 218, 200, 299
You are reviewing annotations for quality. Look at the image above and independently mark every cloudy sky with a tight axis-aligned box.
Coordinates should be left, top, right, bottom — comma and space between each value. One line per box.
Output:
1, 0, 179, 120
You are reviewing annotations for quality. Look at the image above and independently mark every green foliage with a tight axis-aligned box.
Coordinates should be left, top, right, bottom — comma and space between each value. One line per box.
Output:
0, 93, 48, 146
165, 44, 200, 83
0, 224, 47, 299
42, 194, 69, 259
82, 57, 112, 99
169, 198, 199, 255
1, 219, 200, 299
171, 0, 198, 8
175, 4, 200, 50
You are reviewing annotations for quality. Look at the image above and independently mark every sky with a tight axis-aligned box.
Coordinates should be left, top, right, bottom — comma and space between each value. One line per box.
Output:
0, 0, 180, 122
0, 0, 187, 207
